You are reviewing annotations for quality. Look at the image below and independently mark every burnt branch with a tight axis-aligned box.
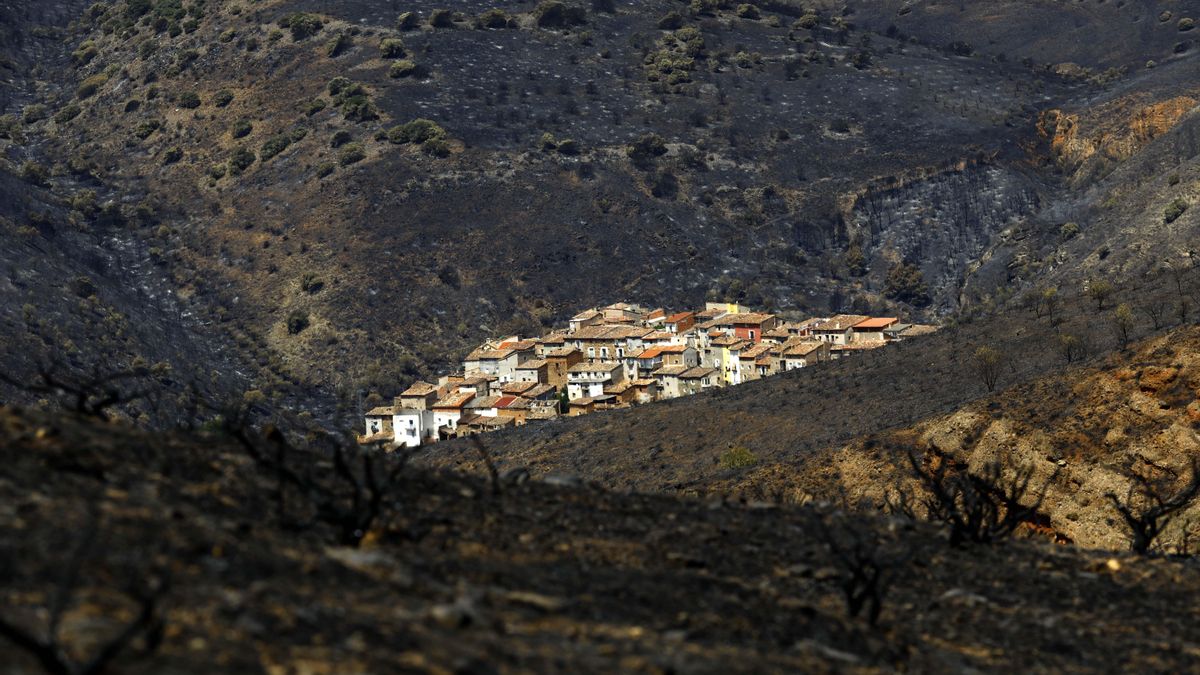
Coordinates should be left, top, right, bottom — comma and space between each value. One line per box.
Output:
0, 518, 167, 675
1106, 457, 1200, 555
907, 449, 1057, 546
814, 513, 908, 627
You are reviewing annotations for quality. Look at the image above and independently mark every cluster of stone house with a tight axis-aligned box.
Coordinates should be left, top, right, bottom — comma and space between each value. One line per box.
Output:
361, 302, 935, 448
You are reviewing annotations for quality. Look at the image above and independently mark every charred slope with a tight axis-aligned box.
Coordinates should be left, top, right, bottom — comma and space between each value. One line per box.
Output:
4, 406, 1200, 672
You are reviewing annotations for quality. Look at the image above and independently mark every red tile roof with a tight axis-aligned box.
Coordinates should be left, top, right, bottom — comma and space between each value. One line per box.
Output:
853, 317, 899, 330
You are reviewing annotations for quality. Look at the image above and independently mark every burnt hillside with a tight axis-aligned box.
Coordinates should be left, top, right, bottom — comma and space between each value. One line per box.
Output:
2, 0, 1198, 425
4, 406, 1200, 672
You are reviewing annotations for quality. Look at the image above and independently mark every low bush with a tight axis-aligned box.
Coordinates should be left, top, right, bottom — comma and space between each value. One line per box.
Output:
260, 134, 292, 161
719, 446, 757, 469
162, 146, 183, 164
214, 89, 234, 107
77, 73, 109, 99
534, 1, 586, 28
379, 37, 406, 58
177, 91, 201, 108
54, 104, 82, 124
281, 12, 323, 40
429, 9, 455, 27
1164, 198, 1189, 223
477, 9, 510, 28
231, 119, 253, 138
286, 310, 310, 334
389, 60, 418, 78
388, 118, 447, 144
339, 142, 366, 165
229, 147, 256, 174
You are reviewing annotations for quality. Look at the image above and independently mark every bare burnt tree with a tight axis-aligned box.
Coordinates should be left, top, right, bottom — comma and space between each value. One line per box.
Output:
0, 519, 167, 675
0, 359, 164, 420
1106, 457, 1200, 555
814, 513, 908, 627
225, 412, 411, 547
471, 435, 502, 496
1142, 299, 1167, 330
907, 449, 1057, 546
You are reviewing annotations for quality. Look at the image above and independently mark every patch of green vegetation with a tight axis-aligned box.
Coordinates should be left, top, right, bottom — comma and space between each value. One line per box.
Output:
331, 130, 353, 148
644, 26, 705, 84
77, 73, 109, 99
429, 9, 455, 28
229, 147, 256, 175
231, 119, 253, 138
884, 262, 930, 307
286, 309, 310, 334
306, 99, 327, 116
325, 32, 352, 58
379, 37, 406, 58
54, 104, 82, 124
260, 134, 293, 161
177, 91, 201, 108
327, 77, 378, 122
213, 89, 234, 107
281, 12, 323, 41
316, 162, 336, 178
477, 9, 510, 29
21, 161, 49, 186
736, 3, 760, 19
301, 273, 325, 294
162, 146, 183, 164
387, 118, 447, 144
72, 40, 99, 66
1164, 198, 1189, 223
396, 11, 420, 30
339, 142, 366, 165
627, 133, 668, 168
134, 119, 162, 139
533, 1, 586, 28
719, 445, 758, 470
389, 60, 418, 78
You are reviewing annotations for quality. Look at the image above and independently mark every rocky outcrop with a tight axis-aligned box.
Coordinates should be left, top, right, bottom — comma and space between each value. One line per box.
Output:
1038, 96, 1199, 185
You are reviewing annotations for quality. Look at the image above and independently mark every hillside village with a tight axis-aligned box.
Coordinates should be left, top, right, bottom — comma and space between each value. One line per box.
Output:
361, 303, 936, 447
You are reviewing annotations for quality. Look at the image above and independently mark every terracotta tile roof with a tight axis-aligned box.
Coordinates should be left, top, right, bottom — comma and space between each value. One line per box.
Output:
666, 311, 694, 323
783, 340, 825, 357
853, 317, 899, 330
400, 381, 438, 397
497, 340, 537, 350
501, 381, 537, 394
711, 312, 776, 326
467, 396, 502, 409
366, 406, 396, 416
740, 344, 773, 359
631, 379, 657, 387
643, 331, 676, 341
516, 359, 548, 370
646, 308, 667, 320
545, 347, 581, 359
522, 384, 556, 399
571, 325, 655, 340
572, 309, 600, 321
604, 382, 633, 395
465, 347, 516, 361
433, 391, 475, 409
814, 314, 871, 331
635, 347, 666, 360
494, 395, 519, 408
570, 397, 594, 406
658, 344, 688, 353
652, 365, 689, 377
680, 367, 717, 379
